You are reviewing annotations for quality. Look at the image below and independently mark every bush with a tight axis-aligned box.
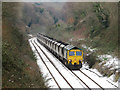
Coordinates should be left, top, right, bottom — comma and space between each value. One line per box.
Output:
2, 2, 47, 88
85, 53, 97, 68
53, 16, 58, 24
94, 3, 110, 29
40, 8, 44, 13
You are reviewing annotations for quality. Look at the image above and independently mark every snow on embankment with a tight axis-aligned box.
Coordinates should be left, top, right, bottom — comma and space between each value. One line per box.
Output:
82, 44, 97, 54
82, 44, 119, 71
82, 44, 120, 86
98, 55, 119, 71
98, 55, 120, 85
82, 44, 119, 68
28, 38, 58, 88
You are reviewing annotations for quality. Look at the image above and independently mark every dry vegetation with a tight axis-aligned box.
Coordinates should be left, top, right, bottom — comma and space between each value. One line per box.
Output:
23, 3, 119, 79
2, 2, 47, 88
2, 2, 119, 87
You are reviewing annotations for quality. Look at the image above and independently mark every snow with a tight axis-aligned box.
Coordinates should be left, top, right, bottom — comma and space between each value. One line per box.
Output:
109, 74, 115, 82
81, 44, 119, 70
28, 34, 33, 37
29, 38, 85, 88
98, 55, 119, 70
73, 71, 100, 88
33, 40, 71, 88
34, 38, 85, 88
78, 38, 85, 41
82, 44, 120, 85
98, 54, 120, 85
81, 69, 116, 88
82, 44, 97, 52
29, 37, 118, 88
29, 39, 58, 88
82, 63, 119, 88
83, 64, 103, 77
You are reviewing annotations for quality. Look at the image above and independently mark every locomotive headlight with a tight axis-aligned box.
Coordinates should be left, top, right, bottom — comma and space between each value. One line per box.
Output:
69, 60, 72, 62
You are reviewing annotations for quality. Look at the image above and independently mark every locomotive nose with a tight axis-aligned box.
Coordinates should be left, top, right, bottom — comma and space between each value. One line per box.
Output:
74, 63, 77, 65
74, 59, 77, 65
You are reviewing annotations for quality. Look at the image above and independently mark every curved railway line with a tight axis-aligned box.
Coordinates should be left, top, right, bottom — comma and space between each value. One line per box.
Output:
30, 38, 108, 89
29, 37, 118, 89
32, 40, 85, 89
31, 41, 61, 89
32, 40, 74, 89
34, 38, 104, 89
84, 68, 119, 88
79, 70, 104, 89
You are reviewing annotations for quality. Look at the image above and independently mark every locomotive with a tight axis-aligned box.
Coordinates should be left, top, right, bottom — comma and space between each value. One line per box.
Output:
37, 33, 84, 69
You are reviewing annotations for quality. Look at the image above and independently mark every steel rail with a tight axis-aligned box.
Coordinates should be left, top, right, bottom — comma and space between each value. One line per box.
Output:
34, 40, 74, 89
85, 68, 119, 88
30, 40, 61, 90
79, 70, 104, 90
35, 38, 106, 90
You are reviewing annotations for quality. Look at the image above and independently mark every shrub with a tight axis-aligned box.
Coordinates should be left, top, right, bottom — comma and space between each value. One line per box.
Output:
40, 8, 44, 13
85, 53, 97, 68
53, 16, 58, 24
94, 3, 110, 29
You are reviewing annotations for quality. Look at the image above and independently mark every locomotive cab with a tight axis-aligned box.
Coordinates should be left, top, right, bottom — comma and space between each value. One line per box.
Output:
67, 50, 83, 65
64, 45, 83, 69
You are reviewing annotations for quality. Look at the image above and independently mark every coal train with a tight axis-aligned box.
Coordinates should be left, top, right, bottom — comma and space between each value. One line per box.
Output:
37, 33, 84, 69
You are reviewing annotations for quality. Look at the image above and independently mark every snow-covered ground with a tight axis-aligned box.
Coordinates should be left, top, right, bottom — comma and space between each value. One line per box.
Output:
82, 44, 120, 86
29, 37, 119, 88
82, 44, 119, 70
82, 44, 97, 53
98, 55, 119, 71
28, 34, 33, 37
82, 63, 119, 88
29, 38, 85, 88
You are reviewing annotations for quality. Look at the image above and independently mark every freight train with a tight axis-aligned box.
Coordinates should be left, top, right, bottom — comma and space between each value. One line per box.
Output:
37, 33, 84, 69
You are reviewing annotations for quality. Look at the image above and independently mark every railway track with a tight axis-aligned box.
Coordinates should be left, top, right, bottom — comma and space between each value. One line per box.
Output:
79, 70, 104, 89
29, 37, 115, 89
34, 38, 104, 89
32, 41, 74, 89
30, 40, 61, 89
73, 70, 104, 90
84, 68, 119, 88
34, 38, 105, 89
31, 40, 83, 89
33, 39, 86, 89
